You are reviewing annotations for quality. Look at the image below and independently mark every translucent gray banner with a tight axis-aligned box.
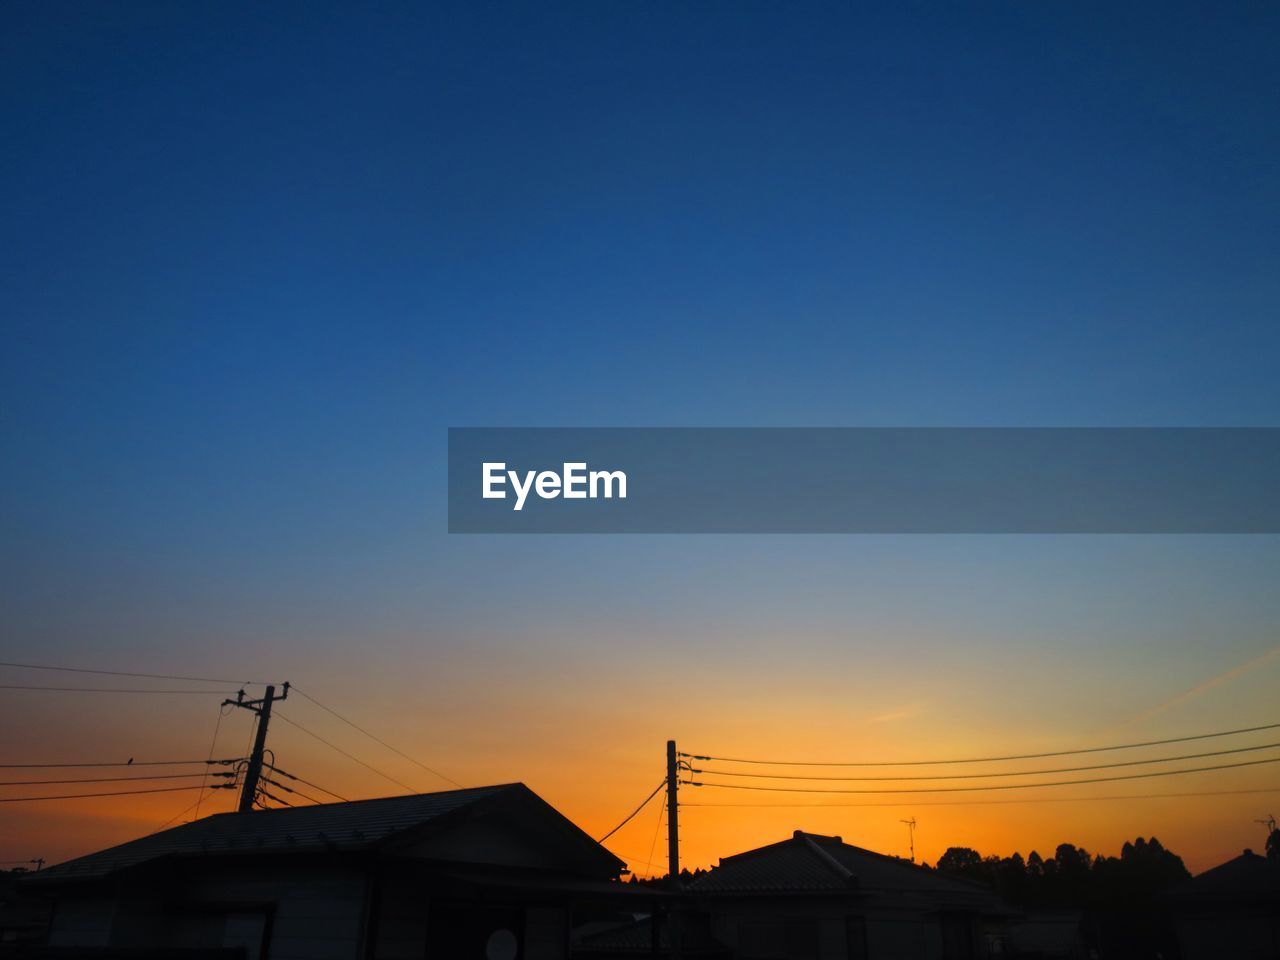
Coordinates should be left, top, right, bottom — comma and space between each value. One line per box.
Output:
447, 428, 1280, 533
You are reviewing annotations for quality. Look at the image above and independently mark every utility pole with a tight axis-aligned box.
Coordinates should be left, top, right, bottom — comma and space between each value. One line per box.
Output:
223, 682, 289, 812
666, 740, 680, 885
901, 818, 917, 863
666, 739, 683, 960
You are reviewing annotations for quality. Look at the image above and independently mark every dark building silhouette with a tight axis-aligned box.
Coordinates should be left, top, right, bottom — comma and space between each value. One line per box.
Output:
0, 869, 53, 950
580, 831, 1018, 960
1165, 847, 1280, 960
22, 784, 656, 960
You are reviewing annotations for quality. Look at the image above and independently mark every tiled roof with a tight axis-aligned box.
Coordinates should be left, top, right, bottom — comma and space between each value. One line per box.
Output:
28, 784, 517, 884
1168, 849, 1280, 903
692, 834, 853, 893
691, 831, 1009, 912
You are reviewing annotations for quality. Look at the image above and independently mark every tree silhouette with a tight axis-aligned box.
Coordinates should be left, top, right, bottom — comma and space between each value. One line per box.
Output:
935, 835, 1188, 908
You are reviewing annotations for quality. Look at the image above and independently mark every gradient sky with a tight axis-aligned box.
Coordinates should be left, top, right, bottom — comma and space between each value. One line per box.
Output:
3, 2, 1280, 876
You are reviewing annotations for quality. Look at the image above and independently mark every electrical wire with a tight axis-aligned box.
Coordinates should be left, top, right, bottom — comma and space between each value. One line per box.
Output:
264, 763, 348, 802
684, 755, 1280, 794
194, 704, 228, 821
291, 686, 462, 788
261, 776, 322, 806
0, 685, 241, 694
598, 780, 667, 843
610, 849, 667, 873
0, 784, 237, 803
154, 796, 206, 832
0, 660, 268, 686
257, 788, 293, 808
0, 759, 240, 769
273, 711, 416, 793
0, 772, 234, 787
680, 720, 1280, 767
645, 786, 667, 879
681, 785, 1280, 808
689, 740, 1280, 782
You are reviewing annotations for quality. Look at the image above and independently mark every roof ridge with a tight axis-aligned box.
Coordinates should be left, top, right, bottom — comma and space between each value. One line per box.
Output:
204, 782, 517, 817
796, 832, 856, 885
26, 784, 525, 882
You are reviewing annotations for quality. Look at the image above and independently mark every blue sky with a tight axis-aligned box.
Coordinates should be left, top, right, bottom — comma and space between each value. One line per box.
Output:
3, 2, 1280, 869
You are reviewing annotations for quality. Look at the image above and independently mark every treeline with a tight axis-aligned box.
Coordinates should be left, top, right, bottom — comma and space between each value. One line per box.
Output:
932, 836, 1190, 907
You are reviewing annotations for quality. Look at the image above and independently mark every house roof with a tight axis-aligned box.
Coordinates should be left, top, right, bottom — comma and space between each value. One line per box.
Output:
690, 831, 1011, 913
27, 783, 623, 885
1167, 848, 1280, 904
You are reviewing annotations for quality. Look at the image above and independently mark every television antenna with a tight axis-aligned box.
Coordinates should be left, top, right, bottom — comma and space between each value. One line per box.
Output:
901, 818, 918, 863
1256, 814, 1276, 841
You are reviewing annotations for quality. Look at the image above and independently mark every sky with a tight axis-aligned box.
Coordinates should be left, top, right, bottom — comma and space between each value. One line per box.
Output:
2, 2, 1280, 876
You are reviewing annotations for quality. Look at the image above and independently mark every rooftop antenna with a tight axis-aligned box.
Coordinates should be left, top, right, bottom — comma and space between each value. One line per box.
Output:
1256, 814, 1277, 842
901, 818, 917, 863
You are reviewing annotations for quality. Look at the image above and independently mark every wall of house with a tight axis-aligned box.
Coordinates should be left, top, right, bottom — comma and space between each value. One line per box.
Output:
172, 861, 367, 960
864, 913, 946, 960
370, 871, 429, 960
1175, 908, 1280, 960
706, 900, 854, 960
701, 900, 987, 960
47, 862, 368, 960
370, 868, 569, 960
45, 894, 116, 948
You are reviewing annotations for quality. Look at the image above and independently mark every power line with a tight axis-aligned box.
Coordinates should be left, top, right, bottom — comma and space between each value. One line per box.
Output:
689, 741, 1280, 782
273, 711, 417, 793
598, 780, 667, 843
684, 755, 1280, 794
681, 720, 1280, 767
0, 784, 237, 803
291, 686, 462, 788
194, 703, 228, 821
0, 685, 239, 694
644, 785, 668, 878
154, 796, 206, 832
0, 660, 268, 686
257, 787, 294, 808
0, 759, 240, 769
261, 776, 322, 806
0, 772, 234, 787
265, 763, 348, 802
682, 785, 1280, 808
610, 848, 667, 873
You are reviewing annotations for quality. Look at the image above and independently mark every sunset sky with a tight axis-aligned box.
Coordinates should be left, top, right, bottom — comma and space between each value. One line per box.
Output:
3, 3, 1280, 877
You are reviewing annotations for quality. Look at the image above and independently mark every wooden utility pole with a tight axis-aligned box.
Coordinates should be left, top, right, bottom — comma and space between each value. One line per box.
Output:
223, 682, 288, 812
666, 739, 680, 885
666, 739, 682, 960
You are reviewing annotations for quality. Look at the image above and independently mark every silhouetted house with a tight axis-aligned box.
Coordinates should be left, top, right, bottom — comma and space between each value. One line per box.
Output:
684, 831, 1016, 960
0, 870, 52, 948
22, 783, 647, 960
1002, 909, 1082, 959
1165, 847, 1280, 960
573, 910, 727, 959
